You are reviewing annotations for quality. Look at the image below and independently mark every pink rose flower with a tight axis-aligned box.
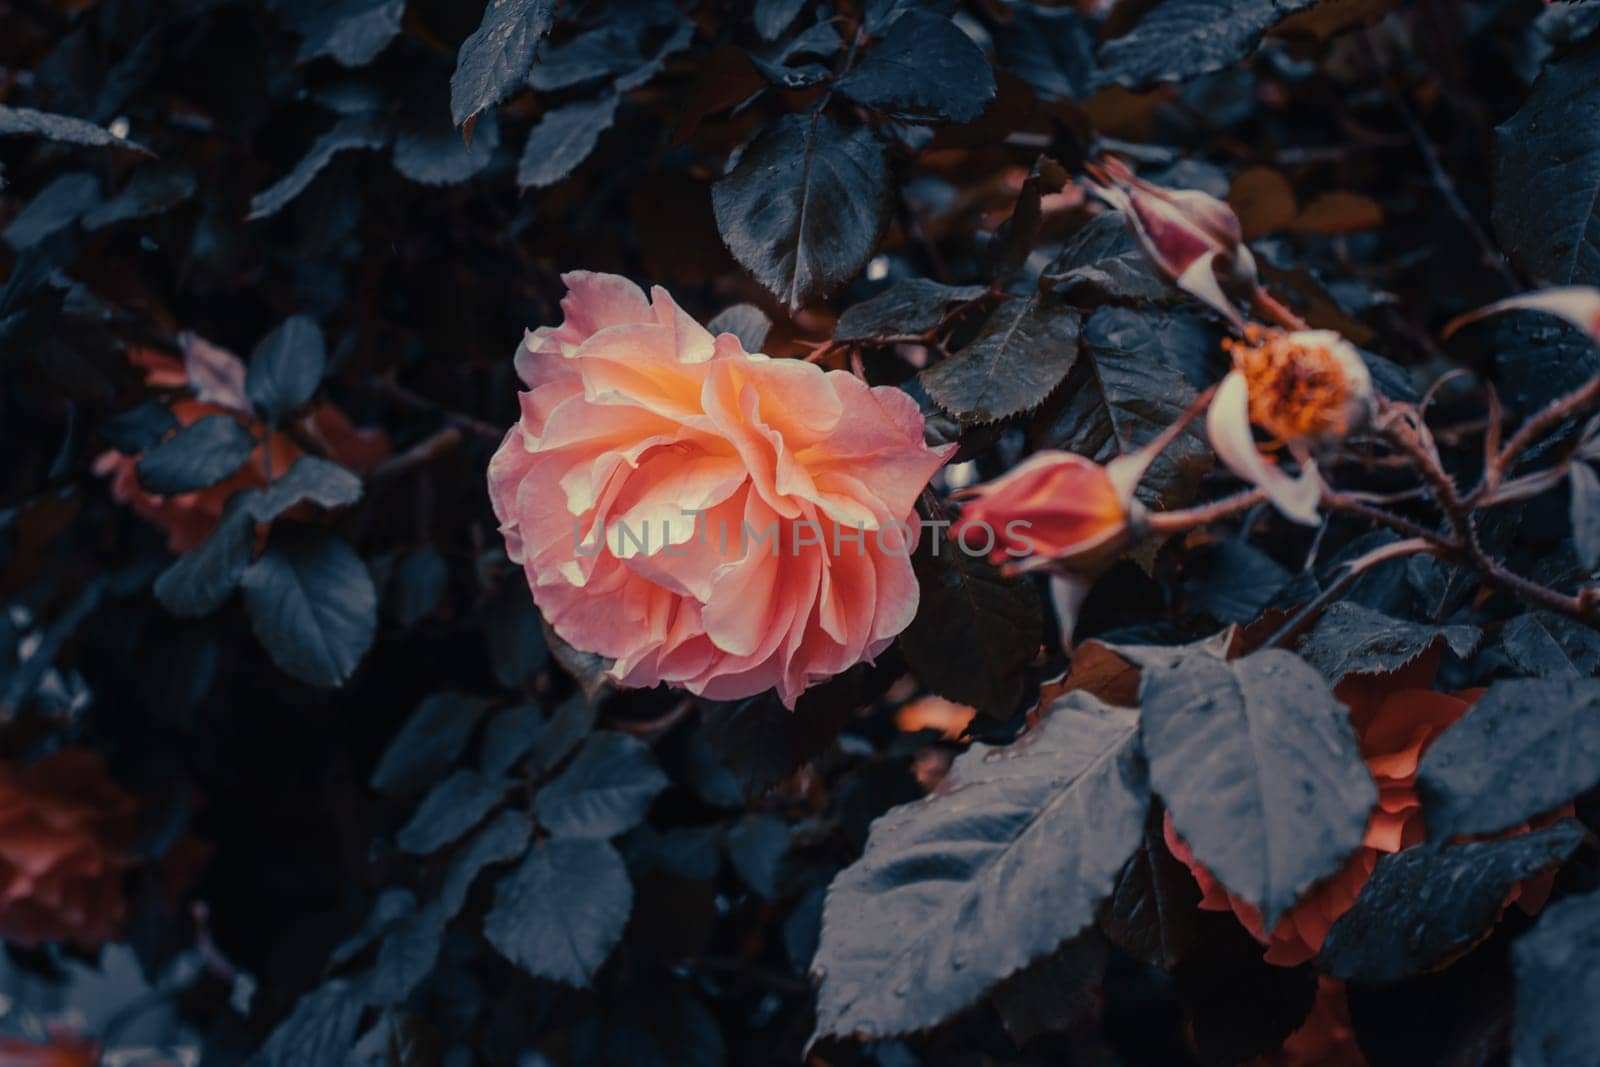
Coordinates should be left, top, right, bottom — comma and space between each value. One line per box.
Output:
488, 272, 954, 706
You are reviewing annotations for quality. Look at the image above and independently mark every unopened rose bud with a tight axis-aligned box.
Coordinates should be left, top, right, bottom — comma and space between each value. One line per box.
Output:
952, 450, 1138, 569
1208, 326, 1373, 525
1443, 286, 1600, 342
1083, 157, 1257, 328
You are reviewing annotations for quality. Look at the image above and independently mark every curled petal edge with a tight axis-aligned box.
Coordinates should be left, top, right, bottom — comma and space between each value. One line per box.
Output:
1207, 370, 1322, 526
1443, 286, 1600, 341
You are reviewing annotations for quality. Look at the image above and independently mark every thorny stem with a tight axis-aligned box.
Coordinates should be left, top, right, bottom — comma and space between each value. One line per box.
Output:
1479, 375, 1600, 497
1251, 286, 1309, 332
1145, 488, 1266, 536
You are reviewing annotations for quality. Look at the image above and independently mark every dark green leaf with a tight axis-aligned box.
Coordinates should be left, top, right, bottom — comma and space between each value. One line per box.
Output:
484, 575, 547, 688
331, 888, 416, 967
699, 657, 892, 795
4, 172, 100, 249
534, 731, 669, 839
241, 529, 377, 687
0, 104, 146, 150
153, 493, 259, 617
248, 979, 364, 1067
247, 315, 326, 422
248, 113, 388, 220
1140, 647, 1376, 928
992, 4, 1097, 102
1094, 0, 1317, 92
1493, 39, 1600, 286
991, 936, 1108, 1046
441, 810, 534, 917
516, 94, 619, 190
1297, 602, 1481, 684
754, 0, 808, 40
835, 280, 987, 342
251, 456, 363, 522
1500, 611, 1600, 679
712, 113, 888, 308
1513, 887, 1600, 1067
1100, 808, 1201, 970
706, 303, 771, 353
526, 25, 640, 90
1322, 821, 1585, 981
987, 158, 1063, 284
82, 161, 196, 230
390, 549, 448, 627
1418, 677, 1600, 839
812, 693, 1148, 1040
1493, 313, 1600, 414
528, 692, 598, 775
919, 294, 1080, 424
1032, 306, 1212, 510
99, 402, 176, 454
484, 837, 633, 985
1185, 540, 1292, 625
294, 0, 405, 67
397, 770, 507, 854
393, 106, 500, 187
835, 11, 996, 123
136, 414, 255, 494
898, 519, 1041, 717
450, 0, 557, 126
1047, 211, 1178, 301
364, 903, 444, 1005
371, 692, 491, 797
726, 814, 789, 898
478, 704, 543, 778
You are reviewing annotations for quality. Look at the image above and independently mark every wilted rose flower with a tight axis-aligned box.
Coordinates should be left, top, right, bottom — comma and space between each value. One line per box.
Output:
488, 272, 953, 707
1168, 654, 1554, 968
1444, 285, 1600, 341
951, 450, 1137, 568
0, 750, 139, 950
1208, 326, 1373, 525
1083, 157, 1258, 328
95, 340, 389, 553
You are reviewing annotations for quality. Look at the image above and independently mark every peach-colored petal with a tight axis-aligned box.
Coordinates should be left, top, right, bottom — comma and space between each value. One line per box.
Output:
489, 274, 950, 706
1208, 370, 1322, 525
1444, 286, 1600, 341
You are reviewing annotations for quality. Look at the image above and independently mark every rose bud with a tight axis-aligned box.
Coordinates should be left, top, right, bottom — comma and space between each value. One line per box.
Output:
1208, 326, 1374, 525
1083, 157, 1258, 329
1443, 285, 1600, 341
951, 450, 1140, 570
488, 272, 954, 708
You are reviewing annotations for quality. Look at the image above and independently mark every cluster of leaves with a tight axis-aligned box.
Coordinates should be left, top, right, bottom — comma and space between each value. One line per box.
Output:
7, 0, 1600, 1065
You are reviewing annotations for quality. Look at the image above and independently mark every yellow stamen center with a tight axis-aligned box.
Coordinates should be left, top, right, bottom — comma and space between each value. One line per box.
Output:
1226, 326, 1352, 443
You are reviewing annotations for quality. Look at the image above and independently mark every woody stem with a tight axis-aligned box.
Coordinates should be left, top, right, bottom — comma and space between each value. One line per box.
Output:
1251, 286, 1309, 331
1481, 375, 1600, 495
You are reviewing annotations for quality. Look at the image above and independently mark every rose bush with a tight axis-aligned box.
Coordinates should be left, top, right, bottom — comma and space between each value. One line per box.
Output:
4, 0, 1600, 1064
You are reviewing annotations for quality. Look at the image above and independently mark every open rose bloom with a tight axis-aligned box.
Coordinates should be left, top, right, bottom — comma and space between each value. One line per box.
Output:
1208, 326, 1373, 525
489, 273, 953, 707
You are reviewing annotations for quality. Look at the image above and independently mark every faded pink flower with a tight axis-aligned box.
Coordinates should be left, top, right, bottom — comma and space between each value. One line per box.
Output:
488, 272, 954, 706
